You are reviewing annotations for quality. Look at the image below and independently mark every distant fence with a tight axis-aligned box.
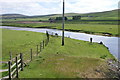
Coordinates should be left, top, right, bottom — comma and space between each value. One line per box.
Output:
1, 31, 53, 79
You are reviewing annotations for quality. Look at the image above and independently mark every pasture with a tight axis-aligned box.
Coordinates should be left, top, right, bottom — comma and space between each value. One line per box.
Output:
2, 20, 119, 36
1, 29, 116, 78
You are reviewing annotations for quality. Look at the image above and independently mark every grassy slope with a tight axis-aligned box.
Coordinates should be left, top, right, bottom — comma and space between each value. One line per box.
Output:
2, 29, 45, 77
1, 9, 118, 18
2, 29, 45, 61
53, 9, 118, 17
2, 29, 115, 61
1, 9, 119, 21
19, 36, 115, 78
19, 56, 106, 78
2, 29, 116, 78
80, 9, 118, 17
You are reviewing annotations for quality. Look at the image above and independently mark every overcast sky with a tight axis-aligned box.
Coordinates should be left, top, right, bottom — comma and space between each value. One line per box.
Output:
0, 0, 119, 16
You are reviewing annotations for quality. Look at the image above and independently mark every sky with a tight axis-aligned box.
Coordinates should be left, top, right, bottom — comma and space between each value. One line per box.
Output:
0, 0, 119, 16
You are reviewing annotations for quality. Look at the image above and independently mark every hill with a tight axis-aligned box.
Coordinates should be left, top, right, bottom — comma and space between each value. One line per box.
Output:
1, 9, 119, 19
53, 9, 119, 17
79, 9, 118, 17
0, 14, 28, 19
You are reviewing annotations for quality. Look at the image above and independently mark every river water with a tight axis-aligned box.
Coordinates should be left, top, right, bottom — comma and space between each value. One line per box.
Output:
0, 26, 119, 61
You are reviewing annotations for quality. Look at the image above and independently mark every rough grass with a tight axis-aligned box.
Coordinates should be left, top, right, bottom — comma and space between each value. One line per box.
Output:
2, 29, 45, 61
19, 36, 115, 78
2, 21, 119, 37
19, 56, 106, 78
40, 37, 115, 59
2, 29, 116, 78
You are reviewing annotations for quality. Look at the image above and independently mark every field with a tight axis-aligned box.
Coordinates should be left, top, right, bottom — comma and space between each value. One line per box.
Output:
1, 9, 119, 78
2, 29, 117, 78
2, 21, 119, 36
1, 29, 45, 77
1, 9, 119, 37
2, 29, 45, 61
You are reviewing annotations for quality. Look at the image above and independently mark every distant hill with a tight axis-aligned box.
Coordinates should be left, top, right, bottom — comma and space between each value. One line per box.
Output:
0, 14, 59, 19
79, 9, 118, 17
1, 9, 119, 19
0, 14, 28, 19
53, 9, 119, 17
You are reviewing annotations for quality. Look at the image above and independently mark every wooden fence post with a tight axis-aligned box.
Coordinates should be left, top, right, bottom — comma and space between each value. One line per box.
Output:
20, 53, 23, 71
16, 57, 18, 78
48, 33, 49, 41
30, 49, 32, 61
9, 51, 12, 60
8, 61, 11, 79
45, 39, 47, 46
37, 45, 38, 55
40, 43, 42, 52
9, 51, 12, 65
43, 40, 44, 49
46, 31, 49, 42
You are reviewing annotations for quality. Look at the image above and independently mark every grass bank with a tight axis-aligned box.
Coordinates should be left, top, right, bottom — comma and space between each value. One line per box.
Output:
19, 36, 116, 78
2, 29, 45, 61
1, 29, 45, 77
2, 21, 119, 37
2, 29, 117, 78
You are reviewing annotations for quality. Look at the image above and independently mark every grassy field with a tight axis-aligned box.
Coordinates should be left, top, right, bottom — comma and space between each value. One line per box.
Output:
2, 21, 119, 37
19, 34, 116, 78
2, 9, 119, 37
2, 29, 45, 61
1, 29, 117, 78
2, 16, 118, 21
1, 29, 45, 77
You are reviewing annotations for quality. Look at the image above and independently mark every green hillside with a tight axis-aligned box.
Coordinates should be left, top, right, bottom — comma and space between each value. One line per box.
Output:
1, 9, 119, 19
0, 14, 28, 19
50, 9, 119, 17
79, 9, 118, 17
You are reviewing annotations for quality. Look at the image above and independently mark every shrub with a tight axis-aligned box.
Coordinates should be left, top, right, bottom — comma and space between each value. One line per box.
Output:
100, 55, 107, 59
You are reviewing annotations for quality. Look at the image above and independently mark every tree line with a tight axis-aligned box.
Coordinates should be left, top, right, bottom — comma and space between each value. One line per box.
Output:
48, 16, 81, 22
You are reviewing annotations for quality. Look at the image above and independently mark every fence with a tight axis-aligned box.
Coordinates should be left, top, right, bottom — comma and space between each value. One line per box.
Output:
1, 53, 23, 79
1, 31, 51, 79
9, 53, 23, 79
0, 62, 9, 79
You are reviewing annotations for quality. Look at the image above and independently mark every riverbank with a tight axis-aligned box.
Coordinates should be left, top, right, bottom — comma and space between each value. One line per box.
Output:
34, 27, 119, 37
1, 26, 119, 60
2, 21, 119, 37
19, 35, 118, 78
1, 29, 118, 78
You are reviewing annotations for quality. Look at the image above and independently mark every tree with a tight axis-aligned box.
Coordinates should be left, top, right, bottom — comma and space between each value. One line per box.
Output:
55, 17, 67, 21
72, 16, 81, 20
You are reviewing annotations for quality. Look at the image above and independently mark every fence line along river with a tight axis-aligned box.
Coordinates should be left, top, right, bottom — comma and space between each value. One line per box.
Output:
0, 26, 119, 61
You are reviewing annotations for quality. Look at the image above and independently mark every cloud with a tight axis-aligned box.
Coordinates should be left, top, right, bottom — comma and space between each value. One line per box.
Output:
65, 0, 119, 13
0, 0, 119, 16
0, 2, 62, 15
0, 0, 61, 2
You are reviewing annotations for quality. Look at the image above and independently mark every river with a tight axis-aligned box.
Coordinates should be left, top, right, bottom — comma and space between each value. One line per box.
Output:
0, 26, 119, 61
